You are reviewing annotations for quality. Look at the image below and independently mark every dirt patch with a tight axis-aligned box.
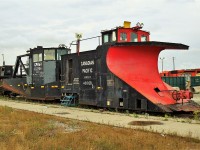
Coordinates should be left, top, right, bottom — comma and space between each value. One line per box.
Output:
48, 105, 61, 108
128, 121, 164, 126
50, 121, 82, 133
54, 112, 70, 115
193, 93, 200, 104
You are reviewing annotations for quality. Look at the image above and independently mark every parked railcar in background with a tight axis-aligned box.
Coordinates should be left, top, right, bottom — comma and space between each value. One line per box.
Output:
160, 69, 200, 77
160, 69, 200, 93
0, 65, 13, 95
0, 65, 13, 79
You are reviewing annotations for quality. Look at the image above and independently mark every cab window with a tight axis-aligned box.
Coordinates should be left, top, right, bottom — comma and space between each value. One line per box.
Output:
103, 34, 109, 43
120, 32, 127, 41
112, 31, 116, 42
141, 35, 147, 42
57, 49, 68, 60
44, 49, 55, 60
131, 33, 138, 42
33, 53, 42, 62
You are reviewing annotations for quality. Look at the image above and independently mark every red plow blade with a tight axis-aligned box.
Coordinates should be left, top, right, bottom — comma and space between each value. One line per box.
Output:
106, 42, 197, 111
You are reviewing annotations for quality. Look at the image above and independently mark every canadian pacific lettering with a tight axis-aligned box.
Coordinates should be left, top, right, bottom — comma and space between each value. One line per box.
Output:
82, 68, 93, 73
81, 60, 94, 66
83, 81, 94, 88
84, 76, 92, 79
81, 59, 95, 89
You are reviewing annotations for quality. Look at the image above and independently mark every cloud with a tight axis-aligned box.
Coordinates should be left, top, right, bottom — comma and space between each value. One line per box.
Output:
0, 0, 200, 70
166, 0, 195, 3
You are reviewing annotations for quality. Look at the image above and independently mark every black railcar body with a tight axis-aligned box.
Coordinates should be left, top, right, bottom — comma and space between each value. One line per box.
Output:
1, 21, 200, 112
1, 46, 70, 100
60, 44, 163, 112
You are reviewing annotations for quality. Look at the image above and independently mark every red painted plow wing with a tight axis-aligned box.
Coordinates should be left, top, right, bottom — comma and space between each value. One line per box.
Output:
106, 42, 189, 105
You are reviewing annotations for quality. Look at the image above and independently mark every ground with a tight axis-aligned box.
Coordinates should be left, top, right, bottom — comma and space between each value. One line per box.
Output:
0, 104, 200, 150
193, 93, 200, 104
0, 97, 200, 140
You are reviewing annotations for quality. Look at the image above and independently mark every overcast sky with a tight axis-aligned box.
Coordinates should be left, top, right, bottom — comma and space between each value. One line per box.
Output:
0, 0, 199, 71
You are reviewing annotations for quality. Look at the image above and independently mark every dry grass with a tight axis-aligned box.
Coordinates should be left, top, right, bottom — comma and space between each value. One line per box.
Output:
0, 106, 200, 150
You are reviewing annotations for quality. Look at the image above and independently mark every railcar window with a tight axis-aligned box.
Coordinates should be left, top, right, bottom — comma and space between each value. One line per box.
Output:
131, 33, 138, 42
57, 49, 67, 60
112, 31, 116, 41
44, 49, 55, 60
33, 53, 42, 62
141, 35, 147, 42
104, 34, 109, 43
120, 32, 127, 41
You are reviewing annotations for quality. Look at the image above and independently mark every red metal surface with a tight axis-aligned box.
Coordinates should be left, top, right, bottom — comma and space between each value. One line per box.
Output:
106, 45, 190, 105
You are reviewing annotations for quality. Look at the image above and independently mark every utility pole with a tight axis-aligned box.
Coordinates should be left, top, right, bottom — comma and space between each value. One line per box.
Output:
2, 54, 5, 66
75, 33, 82, 56
160, 57, 165, 72
172, 57, 175, 70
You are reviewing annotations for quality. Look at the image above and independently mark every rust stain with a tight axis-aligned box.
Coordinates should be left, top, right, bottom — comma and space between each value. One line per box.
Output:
2, 80, 26, 96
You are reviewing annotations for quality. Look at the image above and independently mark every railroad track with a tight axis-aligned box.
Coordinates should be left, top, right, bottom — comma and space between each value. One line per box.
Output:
1, 96, 199, 120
